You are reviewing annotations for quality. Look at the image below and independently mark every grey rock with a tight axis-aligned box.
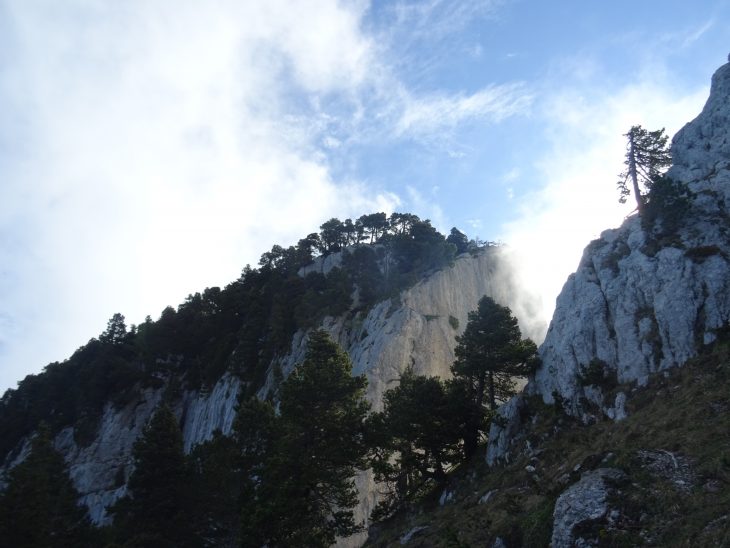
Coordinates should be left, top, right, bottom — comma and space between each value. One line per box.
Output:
399, 525, 429, 545
552, 468, 627, 548
604, 392, 627, 421
636, 449, 695, 492
479, 489, 497, 504
530, 60, 730, 415
485, 395, 525, 466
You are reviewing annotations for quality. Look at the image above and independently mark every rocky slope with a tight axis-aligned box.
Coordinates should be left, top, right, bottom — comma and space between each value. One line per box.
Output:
2, 245, 540, 535
366, 343, 730, 547
487, 59, 730, 466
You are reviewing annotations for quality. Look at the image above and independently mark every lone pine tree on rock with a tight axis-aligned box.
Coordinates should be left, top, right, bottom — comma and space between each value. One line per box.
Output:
617, 125, 672, 213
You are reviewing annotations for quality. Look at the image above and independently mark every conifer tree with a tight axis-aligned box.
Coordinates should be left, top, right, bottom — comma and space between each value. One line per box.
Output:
0, 423, 92, 547
617, 125, 672, 213
367, 369, 461, 520
188, 431, 242, 546
110, 404, 195, 547
451, 296, 538, 458
241, 330, 370, 547
100, 313, 128, 345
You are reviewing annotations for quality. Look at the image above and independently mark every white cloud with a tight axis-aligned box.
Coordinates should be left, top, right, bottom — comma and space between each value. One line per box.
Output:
1, 0, 521, 391
0, 0, 392, 390
395, 84, 533, 138
499, 73, 709, 341
391, 0, 503, 39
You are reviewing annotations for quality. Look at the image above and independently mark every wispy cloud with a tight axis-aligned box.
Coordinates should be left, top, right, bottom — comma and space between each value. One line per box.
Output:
661, 18, 717, 49
391, 0, 503, 38
395, 83, 533, 138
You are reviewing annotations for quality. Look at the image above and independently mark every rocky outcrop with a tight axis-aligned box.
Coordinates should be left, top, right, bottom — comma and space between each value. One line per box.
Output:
45, 374, 242, 524
263, 248, 538, 409
485, 396, 526, 466
487, 60, 730, 462
551, 468, 627, 547
534, 60, 730, 409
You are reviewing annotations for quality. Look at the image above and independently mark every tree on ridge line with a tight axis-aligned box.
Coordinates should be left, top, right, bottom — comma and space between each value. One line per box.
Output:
617, 125, 672, 213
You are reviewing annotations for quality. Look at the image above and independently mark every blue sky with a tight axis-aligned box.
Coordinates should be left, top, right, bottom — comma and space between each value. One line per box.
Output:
1, 0, 728, 392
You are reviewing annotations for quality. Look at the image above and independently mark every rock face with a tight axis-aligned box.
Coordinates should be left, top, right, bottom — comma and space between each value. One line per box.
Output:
262, 248, 538, 411
488, 60, 730, 462
551, 468, 627, 548
534, 60, 730, 409
262, 248, 539, 546
2, 246, 539, 537
47, 374, 241, 524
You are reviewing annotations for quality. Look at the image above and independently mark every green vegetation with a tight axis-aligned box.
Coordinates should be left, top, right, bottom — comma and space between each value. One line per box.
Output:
641, 174, 693, 233
617, 125, 672, 213
45, 332, 371, 547
367, 369, 462, 520
448, 315, 459, 330
0, 424, 93, 547
577, 358, 617, 390
110, 405, 195, 547
240, 331, 371, 546
366, 298, 536, 522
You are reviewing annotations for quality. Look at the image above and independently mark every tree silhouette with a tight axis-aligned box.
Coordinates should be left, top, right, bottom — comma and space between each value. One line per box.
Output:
0, 424, 92, 547
99, 313, 127, 345
240, 331, 370, 547
618, 125, 672, 213
110, 405, 194, 547
451, 296, 538, 458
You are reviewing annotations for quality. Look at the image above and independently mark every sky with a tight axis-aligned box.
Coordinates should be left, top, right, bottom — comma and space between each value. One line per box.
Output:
1, 0, 728, 393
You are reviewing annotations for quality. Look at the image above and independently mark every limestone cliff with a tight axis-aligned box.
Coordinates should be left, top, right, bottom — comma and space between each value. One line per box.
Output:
266, 247, 540, 546
2, 245, 540, 534
488, 59, 730, 464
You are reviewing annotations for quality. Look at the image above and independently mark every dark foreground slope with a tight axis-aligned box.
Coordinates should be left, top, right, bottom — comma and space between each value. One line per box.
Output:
366, 340, 730, 547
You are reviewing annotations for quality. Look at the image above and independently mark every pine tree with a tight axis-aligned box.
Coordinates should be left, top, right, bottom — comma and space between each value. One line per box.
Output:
0, 424, 92, 547
451, 296, 538, 458
188, 431, 242, 547
367, 369, 461, 520
99, 313, 128, 345
242, 330, 370, 547
617, 125, 672, 213
110, 405, 195, 547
